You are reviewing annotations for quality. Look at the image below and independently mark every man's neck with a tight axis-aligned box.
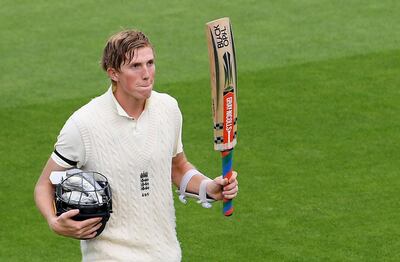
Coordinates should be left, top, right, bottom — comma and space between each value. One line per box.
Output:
113, 89, 147, 120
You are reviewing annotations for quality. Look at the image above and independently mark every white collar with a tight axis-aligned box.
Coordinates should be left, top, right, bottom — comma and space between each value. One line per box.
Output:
107, 86, 152, 120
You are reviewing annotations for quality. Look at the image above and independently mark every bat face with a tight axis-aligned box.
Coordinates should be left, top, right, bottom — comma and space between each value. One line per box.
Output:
206, 17, 238, 151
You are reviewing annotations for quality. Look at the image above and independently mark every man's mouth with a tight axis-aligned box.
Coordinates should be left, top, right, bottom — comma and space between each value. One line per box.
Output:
139, 83, 152, 88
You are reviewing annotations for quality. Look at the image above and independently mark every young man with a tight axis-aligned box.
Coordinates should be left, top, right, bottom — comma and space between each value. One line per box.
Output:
34, 30, 238, 261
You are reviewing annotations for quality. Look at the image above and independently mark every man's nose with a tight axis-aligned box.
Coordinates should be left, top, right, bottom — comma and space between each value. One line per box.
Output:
142, 66, 150, 80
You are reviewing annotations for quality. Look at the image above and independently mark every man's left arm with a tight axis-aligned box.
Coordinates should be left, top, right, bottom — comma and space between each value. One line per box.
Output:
171, 152, 238, 202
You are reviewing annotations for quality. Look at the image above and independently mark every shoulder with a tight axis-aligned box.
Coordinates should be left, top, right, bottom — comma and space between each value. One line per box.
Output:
150, 91, 180, 111
151, 90, 178, 105
150, 91, 182, 127
70, 92, 110, 122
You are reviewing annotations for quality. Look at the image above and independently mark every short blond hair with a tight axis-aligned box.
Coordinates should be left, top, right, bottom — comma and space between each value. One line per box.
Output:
101, 29, 153, 72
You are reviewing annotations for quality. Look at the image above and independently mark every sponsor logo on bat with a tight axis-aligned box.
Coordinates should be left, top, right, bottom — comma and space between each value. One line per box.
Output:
213, 24, 230, 48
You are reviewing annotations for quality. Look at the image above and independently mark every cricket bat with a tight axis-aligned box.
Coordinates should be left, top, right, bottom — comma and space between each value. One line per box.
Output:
205, 17, 238, 216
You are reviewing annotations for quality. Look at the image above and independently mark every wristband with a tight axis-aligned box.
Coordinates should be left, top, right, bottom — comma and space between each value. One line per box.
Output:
177, 169, 214, 208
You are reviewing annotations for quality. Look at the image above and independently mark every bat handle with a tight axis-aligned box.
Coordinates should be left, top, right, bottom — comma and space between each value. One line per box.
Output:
221, 149, 234, 216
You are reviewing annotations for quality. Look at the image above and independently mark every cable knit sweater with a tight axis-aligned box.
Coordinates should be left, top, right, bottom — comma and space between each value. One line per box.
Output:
58, 88, 183, 261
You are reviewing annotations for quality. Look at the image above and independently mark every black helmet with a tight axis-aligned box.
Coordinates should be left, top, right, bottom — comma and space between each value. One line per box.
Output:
55, 170, 112, 238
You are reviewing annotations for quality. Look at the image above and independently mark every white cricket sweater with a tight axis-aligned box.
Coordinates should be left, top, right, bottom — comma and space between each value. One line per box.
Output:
62, 89, 183, 261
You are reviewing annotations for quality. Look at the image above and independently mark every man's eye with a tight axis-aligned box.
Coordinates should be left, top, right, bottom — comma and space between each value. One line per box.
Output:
147, 60, 154, 66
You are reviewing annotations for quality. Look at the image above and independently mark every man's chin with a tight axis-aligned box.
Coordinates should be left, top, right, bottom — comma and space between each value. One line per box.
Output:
141, 87, 153, 99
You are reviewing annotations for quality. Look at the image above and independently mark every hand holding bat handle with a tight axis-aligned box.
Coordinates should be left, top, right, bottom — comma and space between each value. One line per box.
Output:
221, 149, 234, 216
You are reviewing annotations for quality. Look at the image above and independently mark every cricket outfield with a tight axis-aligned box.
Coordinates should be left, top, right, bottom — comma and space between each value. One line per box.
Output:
1, 0, 400, 261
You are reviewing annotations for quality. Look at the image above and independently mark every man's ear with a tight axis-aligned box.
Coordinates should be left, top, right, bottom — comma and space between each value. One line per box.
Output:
107, 68, 119, 82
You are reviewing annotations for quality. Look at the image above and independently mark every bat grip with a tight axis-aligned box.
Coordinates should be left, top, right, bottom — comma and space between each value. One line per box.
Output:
221, 149, 234, 216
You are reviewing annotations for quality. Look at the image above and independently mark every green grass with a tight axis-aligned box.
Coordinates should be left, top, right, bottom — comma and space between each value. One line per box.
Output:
1, 0, 400, 261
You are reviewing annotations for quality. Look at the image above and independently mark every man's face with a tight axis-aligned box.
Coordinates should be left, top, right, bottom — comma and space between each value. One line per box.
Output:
113, 46, 155, 101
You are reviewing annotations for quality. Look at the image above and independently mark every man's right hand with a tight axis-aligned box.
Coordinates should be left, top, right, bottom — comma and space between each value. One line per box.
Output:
48, 209, 103, 239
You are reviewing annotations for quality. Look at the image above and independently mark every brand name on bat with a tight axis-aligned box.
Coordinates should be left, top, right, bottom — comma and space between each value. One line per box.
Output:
225, 96, 233, 132
213, 24, 229, 48
223, 92, 235, 145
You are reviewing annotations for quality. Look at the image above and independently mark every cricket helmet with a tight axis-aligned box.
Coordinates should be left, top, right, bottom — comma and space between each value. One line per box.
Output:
55, 170, 113, 238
